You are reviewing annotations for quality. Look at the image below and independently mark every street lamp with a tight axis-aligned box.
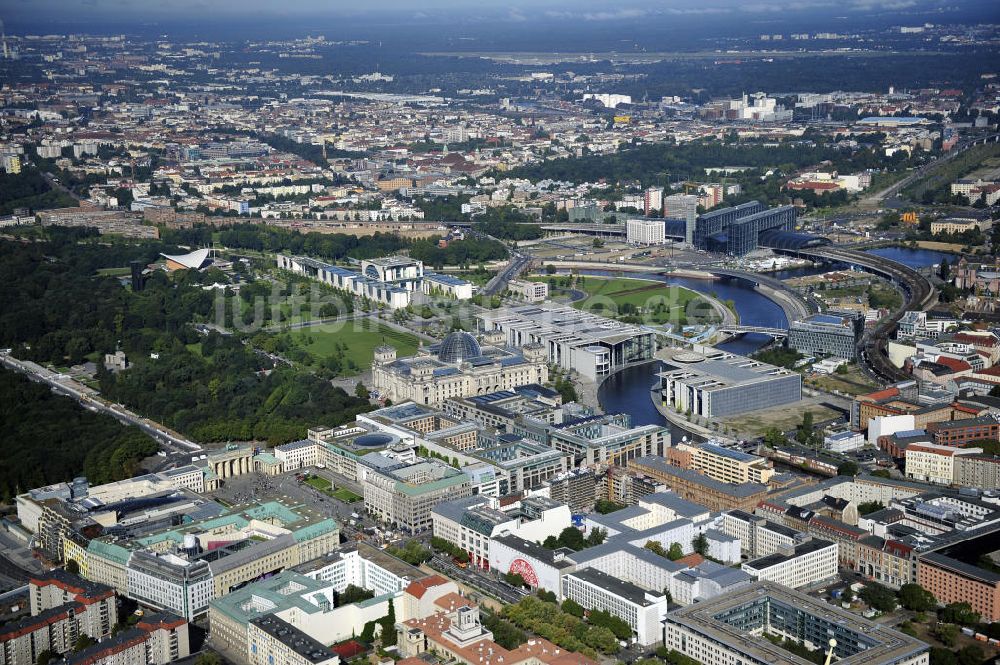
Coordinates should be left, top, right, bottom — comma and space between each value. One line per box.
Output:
823, 639, 837, 665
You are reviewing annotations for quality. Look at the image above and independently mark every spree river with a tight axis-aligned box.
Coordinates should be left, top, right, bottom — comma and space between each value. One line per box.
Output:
592, 269, 792, 439
864, 246, 957, 269
594, 247, 955, 436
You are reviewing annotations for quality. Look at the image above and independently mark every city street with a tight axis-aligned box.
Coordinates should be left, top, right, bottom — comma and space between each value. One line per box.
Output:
0, 351, 201, 453
427, 554, 528, 605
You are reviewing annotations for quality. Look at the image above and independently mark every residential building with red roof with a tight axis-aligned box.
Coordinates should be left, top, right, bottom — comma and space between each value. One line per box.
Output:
398, 600, 598, 665
402, 575, 461, 621
1, 571, 120, 665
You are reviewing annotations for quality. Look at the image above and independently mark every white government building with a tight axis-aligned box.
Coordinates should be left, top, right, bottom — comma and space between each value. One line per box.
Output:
276, 253, 472, 309
371, 331, 548, 408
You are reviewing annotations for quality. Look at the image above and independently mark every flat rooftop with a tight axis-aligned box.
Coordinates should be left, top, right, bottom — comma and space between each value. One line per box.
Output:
631, 456, 768, 497
665, 581, 928, 665
567, 567, 658, 606
478, 304, 651, 347
743, 538, 835, 572
250, 614, 336, 664
658, 348, 797, 391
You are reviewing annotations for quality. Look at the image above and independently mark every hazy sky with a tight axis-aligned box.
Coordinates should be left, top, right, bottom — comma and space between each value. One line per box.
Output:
1, 0, 996, 38
1, 0, 987, 20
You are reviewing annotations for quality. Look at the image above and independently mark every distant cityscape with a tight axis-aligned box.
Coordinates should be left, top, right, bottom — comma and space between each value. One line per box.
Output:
0, 4, 999, 665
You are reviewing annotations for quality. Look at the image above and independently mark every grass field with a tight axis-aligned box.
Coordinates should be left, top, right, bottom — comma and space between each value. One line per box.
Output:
530, 275, 708, 324
96, 267, 131, 277
806, 365, 879, 397
331, 487, 362, 503
913, 240, 967, 253
722, 402, 841, 439
305, 476, 332, 491
304, 476, 361, 502
287, 319, 421, 370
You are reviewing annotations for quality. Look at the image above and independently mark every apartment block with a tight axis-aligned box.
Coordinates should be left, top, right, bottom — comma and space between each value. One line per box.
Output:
1, 571, 117, 665
668, 442, 775, 485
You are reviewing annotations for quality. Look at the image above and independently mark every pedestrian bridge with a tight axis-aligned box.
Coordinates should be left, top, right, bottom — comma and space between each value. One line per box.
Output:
717, 325, 788, 339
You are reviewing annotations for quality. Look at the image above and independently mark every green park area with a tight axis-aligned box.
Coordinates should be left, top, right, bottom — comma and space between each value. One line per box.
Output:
284, 318, 421, 372
304, 475, 363, 503
331, 487, 362, 503
305, 475, 332, 491
530, 275, 711, 325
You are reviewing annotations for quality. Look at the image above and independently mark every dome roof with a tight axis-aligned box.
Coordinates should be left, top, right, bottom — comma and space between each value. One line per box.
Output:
438, 331, 482, 364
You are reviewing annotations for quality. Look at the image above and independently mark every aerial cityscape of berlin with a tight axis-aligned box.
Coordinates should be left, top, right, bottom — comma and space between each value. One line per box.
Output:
0, 1, 999, 664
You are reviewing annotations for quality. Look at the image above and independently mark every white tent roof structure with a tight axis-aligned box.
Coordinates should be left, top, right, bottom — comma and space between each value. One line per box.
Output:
161, 248, 212, 270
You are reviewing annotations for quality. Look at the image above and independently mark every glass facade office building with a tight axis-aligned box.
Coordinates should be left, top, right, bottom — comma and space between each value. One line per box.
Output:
788, 312, 863, 360
691, 201, 797, 256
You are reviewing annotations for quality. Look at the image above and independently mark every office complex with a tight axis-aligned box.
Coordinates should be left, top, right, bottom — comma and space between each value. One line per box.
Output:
788, 312, 863, 360
431, 495, 570, 569
677, 201, 797, 256
547, 413, 670, 467
626, 218, 666, 245
663, 194, 699, 245
471, 437, 572, 495
664, 581, 929, 665
210, 542, 422, 663
74, 502, 339, 620
919, 551, 1000, 623
628, 456, 770, 512
487, 493, 752, 614
277, 253, 472, 309
926, 414, 1000, 446
371, 331, 548, 408
658, 349, 801, 418
741, 539, 839, 589
507, 279, 549, 303
361, 457, 472, 533
246, 614, 339, 665
443, 384, 566, 432
478, 304, 656, 381
720, 510, 807, 559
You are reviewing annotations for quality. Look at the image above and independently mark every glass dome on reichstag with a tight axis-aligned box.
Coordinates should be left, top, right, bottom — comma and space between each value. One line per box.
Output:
437, 331, 482, 363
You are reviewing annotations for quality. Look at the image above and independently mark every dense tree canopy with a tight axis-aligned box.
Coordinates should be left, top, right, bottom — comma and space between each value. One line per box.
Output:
0, 167, 77, 215
505, 139, 901, 190
0, 234, 374, 447
0, 369, 159, 501
162, 222, 508, 267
